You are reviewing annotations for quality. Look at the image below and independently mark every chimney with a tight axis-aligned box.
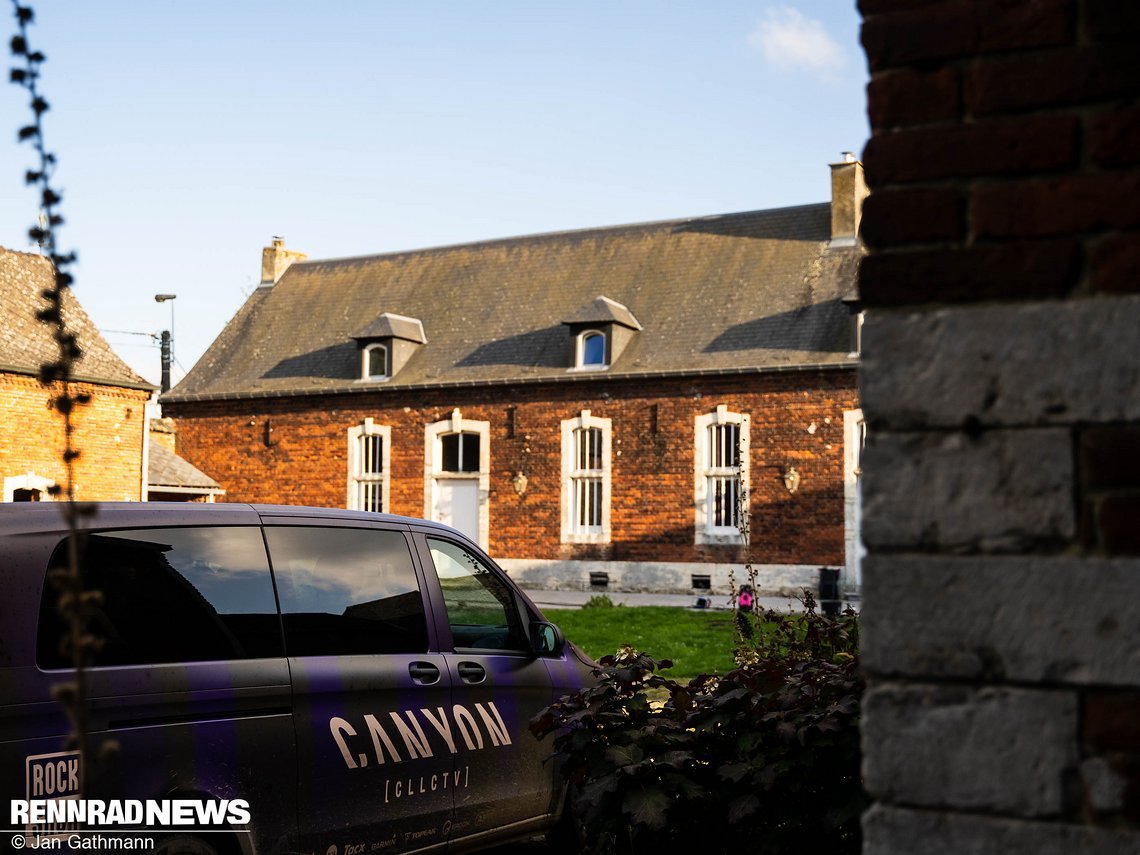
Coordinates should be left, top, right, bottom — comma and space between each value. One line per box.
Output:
260, 236, 308, 285
829, 153, 868, 247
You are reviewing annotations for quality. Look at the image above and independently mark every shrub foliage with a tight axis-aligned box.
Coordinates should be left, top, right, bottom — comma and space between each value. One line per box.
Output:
530, 595, 865, 854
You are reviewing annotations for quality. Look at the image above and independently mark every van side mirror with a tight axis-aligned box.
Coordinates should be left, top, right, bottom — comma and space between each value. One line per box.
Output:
530, 621, 565, 657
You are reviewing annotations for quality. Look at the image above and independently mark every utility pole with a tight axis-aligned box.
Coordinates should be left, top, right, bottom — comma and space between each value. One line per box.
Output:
159, 330, 172, 393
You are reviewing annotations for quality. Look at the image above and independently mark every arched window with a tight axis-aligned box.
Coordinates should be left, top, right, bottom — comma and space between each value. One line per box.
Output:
362, 343, 388, 381
578, 330, 606, 368
347, 419, 390, 512
694, 406, 750, 544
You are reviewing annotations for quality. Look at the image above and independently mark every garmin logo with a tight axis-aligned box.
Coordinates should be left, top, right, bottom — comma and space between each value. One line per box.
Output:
330, 702, 512, 770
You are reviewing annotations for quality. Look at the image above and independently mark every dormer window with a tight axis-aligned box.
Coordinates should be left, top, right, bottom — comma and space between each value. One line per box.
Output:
578, 330, 607, 369
562, 296, 641, 371
362, 343, 389, 381
352, 312, 426, 383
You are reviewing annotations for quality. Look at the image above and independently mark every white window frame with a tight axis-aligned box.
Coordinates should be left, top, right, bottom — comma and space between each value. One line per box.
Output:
424, 409, 491, 550
360, 343, 389, 382
3, 472, 56, 502
574, 329, 608, 370
346, 418, 391, 512
694, 405, 750, 545
844, 408, 866, 594
560, 410, 612, 544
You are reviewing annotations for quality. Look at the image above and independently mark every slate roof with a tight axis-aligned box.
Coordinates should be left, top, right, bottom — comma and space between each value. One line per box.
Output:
148, 442, 223, 492
352, 312, 428, 343
563, 296, 642, 330
166, 204, 860, 403
0, 246, 153, 390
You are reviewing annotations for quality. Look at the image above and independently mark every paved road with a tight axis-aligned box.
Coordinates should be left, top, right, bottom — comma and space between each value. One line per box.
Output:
523, 588, 859, 613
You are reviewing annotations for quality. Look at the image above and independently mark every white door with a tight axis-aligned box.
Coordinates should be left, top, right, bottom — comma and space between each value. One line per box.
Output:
435, 479, 479, 542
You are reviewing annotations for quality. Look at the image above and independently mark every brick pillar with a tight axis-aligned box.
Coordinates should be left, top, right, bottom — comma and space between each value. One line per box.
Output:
858, 0, 1140, 850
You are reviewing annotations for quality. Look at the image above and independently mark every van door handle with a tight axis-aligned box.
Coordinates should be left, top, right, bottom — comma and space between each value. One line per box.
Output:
409, 662, 441, 685
457, 662, 486, 684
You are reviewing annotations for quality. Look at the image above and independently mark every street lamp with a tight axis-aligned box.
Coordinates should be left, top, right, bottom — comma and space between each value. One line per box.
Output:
154, 294, 176, 392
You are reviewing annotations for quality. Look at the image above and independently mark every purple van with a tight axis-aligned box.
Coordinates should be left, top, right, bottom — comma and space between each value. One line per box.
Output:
0, 503, 594, 854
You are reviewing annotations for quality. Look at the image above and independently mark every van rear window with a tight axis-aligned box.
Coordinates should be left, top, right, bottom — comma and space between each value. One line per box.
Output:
38, 527, 282, 669
266, 526, 429, 656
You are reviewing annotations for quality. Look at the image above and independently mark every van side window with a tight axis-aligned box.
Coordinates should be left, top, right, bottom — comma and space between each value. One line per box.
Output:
266, 527, 428, 656
426, 538, 526, 652
37, 527, 281, 669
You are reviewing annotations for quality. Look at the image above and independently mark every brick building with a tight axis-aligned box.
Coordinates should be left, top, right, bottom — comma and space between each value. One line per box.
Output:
164, 161, 866, 595
858, 0, 1140, 850
0, 246, 155, 501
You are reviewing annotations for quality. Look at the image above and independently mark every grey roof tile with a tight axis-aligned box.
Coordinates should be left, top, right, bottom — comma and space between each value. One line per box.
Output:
147, 442, 222, 491
166, 204, 860, 402
0, 246, 154, 389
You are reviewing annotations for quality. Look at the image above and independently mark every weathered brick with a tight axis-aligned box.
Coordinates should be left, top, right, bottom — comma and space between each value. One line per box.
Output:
863, 805, 1140, 855
861, 2, 975, 72
0, 372, 150, 501
1084, 0, 1140, 42
1079, 426, 1140, 491
864, 115, 1078, 184
860, 187, 963, 248
858, 241, 1079, 306
863, 683, 1079, 815
1092, 232, 1140, 294
862, 555, 1140, 685
861, 428, 1074, 551
977, 0, 1076, 52
862, 0, 1075, 73
1098, 496, 1140, 555
858, 0, 943, 16
972, 173, 1140, 238
965, 45, 1140, 115
1088, 106, 1140, 169
861, 297, 1140, 427
167, 372, 858, 567
867, 68, 961, 131
1085, 692, 1140, 753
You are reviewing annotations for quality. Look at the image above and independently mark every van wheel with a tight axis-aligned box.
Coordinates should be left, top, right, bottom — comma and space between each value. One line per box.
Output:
153, 835, 220, 855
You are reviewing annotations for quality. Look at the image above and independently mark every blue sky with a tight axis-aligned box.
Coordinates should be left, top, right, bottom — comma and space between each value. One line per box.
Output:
2, 2, 867, 386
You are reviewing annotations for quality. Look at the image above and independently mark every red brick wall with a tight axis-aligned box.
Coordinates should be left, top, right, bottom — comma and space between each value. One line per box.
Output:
0, 372, 151, 501
166, 370, 857, 566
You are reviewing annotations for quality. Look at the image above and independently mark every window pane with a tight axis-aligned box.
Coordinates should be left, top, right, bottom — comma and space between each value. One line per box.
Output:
581, 333, 605, 366
360, 434, 383, 475
367, 346, 387, 377
38, 527, 281, 668
441, 433, 461, 472
427, 538, 525, 651
441, 432, 480, 473
268, 527, 428, 656
460, 433, 480, 472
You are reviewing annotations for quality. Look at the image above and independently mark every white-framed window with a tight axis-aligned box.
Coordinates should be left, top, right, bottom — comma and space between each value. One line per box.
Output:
3, 472, 56, 502
850, 311, 865, 357
561, 410, 612, 543
576, 330, 607, 369
694, 406, 750, 545
361, 343, 389, 381
424, 410, 491, 549
347, 418, 391, 512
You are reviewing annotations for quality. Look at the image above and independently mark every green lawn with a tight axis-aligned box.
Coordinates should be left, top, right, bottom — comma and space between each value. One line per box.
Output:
545, 606, 740, 681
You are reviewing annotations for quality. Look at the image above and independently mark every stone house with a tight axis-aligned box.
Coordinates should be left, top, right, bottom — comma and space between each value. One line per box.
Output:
163, 161, 866, 595
0, 246, 155, 501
